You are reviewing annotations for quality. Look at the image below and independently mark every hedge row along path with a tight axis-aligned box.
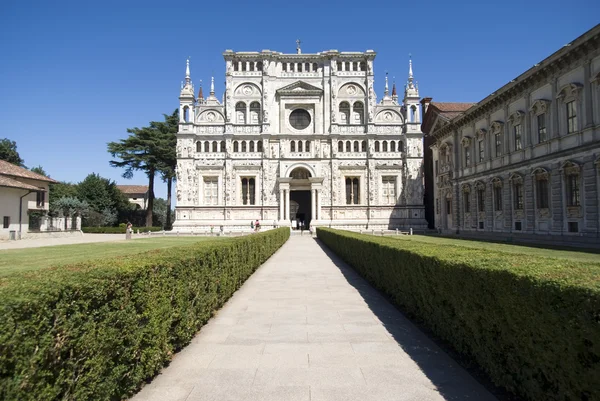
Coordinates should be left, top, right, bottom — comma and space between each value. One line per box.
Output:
130, 235, 497, 401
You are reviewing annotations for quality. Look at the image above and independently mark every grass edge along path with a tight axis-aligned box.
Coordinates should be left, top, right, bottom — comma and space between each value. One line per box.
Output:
317, 228, 600, 401
0, 237, 216, 277
0, 228, 290, 401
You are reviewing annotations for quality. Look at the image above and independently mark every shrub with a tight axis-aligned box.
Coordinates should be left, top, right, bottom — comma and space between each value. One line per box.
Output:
0, 228, 289, 401
81, 226, 163, 234
316, 228, 600, 401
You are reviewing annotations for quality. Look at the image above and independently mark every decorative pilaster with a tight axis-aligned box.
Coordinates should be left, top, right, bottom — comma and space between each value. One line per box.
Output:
311, 189, 317, 222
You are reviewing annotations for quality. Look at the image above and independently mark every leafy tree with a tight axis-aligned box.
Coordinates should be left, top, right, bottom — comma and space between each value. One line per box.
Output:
0, 138, 24, 166
77, 173, 129, 215
51, 197, 89, 230
108, 126, 164, 227
150, 109, 178, 230
30, 165, 48, 177
49, 182, 78, 210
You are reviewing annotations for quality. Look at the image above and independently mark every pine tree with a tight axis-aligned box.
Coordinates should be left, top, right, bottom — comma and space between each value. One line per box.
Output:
108, 126, 163, 227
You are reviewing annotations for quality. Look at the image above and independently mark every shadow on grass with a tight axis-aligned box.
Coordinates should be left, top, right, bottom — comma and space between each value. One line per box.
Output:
313, 238, 523, 401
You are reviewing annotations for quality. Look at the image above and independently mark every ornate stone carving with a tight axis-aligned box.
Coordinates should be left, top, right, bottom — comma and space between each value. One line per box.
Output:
529, 99, 551, 115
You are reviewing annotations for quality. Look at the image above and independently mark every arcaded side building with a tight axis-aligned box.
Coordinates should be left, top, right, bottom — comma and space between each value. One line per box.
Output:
422, 25, 600, 246
174, 44, 426, 231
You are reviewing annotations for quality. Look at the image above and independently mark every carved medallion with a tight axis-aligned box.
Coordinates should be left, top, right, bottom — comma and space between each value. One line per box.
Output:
347, 85, 357, 95
243, 85, 253, 95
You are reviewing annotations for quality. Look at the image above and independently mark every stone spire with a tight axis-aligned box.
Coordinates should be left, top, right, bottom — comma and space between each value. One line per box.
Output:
407, 55, 414, 89
205, 76, 220, 105
296, 39, 301, 54
197, 80, 204, 100
180, 58, 194, 98
185, 58, 191, 85
392, 80, 397, 97
384, 72, 389, 96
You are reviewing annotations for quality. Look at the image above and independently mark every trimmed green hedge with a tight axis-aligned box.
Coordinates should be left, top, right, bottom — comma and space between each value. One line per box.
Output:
81, 226, 163, 233
317, 228, 600, 401
0, 228, 289, 401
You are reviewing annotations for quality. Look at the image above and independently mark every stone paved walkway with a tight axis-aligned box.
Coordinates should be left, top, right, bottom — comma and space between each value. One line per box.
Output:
130, 235, 498, 401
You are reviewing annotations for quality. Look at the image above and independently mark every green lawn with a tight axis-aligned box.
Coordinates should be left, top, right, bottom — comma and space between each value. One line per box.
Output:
390, 234, 600, 263
0, 237, 218, 277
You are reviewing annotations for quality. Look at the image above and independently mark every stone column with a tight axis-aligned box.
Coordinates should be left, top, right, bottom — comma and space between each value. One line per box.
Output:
285, 189, 290, 222
317, 189, 322, 220
311, 188, 317, 223
279, 189, 284, 220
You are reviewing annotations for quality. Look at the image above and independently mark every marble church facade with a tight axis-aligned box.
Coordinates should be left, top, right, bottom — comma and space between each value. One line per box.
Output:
173, 45, 426, 231
422, 25, 600, 245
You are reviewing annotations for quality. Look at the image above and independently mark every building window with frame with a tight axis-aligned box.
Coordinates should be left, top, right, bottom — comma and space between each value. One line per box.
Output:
345, 177, 360, 205
463, 191, 471, 213
495, 133, 502, 157
514, 183, 524, 210
514, 124, 522, 150
203, 177, 218, 205
477, 188, 485, 212
478, 140, 484, 162
241, 177, 256, 205
566, 173, 580, 207
566, 100, 577, 134
36, 191, 45, 208
464, 147, 471, 167
536, 176, 549, 209
3, 216, 9, 229
446, 199, 452, 215
235, 102, 246, 124
338, 141, 343, 153
493, 185, 502, 211
381, 176, 396, 205
537, 113, 547, 143
339, 102, 350, 125
291, 141, 296, 152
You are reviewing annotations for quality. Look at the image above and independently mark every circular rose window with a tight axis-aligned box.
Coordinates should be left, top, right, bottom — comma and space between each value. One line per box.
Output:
289, 109, 311, 130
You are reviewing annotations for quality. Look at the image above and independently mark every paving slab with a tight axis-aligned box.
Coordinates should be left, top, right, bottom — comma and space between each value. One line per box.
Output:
129, 235, 498, 401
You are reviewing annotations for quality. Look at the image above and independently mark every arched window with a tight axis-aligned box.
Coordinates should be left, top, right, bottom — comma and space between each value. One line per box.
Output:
233, 141, 239, 152
353, 102, 364, 124
313, 63, 318, 72
339, 102, 350, 125
410, 105, 417, 122
212, 141, 217, 152
257, 141, 263, 152
383, 141, 388, 152
241, 141, 247, 152
353, 141, 359, 152
390, 141, 396, 152
291, 141, 296, 152
399, 141, 404, 152
220, 141, 226, 152
241, 62, 247, 72
305, 140, 310, 151
236, 102, 246, 124
183, 106, 189, 122
338, 141, 344, 152
375, 141, 380, 152
249, 62, 255, 72
249, 141, 255, 152
196, 141, 202, 152
360, 62, 366, 71
361, 140, 366, 152
204, 141, 210, 152
346, 141, 351, 152
250, 102, 261, 124
298, 141, 303, 152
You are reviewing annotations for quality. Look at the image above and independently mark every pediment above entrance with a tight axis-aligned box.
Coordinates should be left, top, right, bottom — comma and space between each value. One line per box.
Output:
277, 81, 323, 96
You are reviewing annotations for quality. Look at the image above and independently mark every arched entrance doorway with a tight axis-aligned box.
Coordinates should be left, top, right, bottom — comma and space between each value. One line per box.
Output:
289, 167, 312, 229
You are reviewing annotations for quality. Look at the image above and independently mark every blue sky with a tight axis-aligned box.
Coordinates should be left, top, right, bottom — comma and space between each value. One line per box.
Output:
0, 0, 597, 199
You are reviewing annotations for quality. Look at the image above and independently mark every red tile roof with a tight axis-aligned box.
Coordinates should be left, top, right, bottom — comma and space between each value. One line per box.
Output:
0, 175, 44, 191
0, 160, 57, 183
117, 185, 149, 194
430, 102, 476, 112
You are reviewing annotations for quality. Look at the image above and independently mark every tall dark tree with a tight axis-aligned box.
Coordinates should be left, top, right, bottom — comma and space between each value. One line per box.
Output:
108, 126, 164, 227
0, 138, 25, 166
150, 109, 178, 230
